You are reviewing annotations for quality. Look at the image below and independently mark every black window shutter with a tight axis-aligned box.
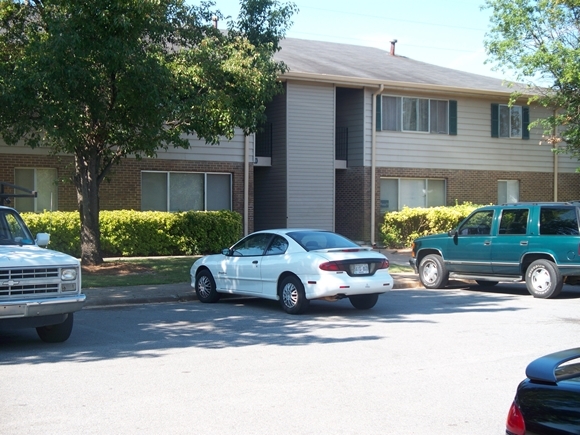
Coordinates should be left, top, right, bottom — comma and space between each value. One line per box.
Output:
522, 106, 530, 140
449, 100, 457, 135
491, 104, 499, 138
376, 95, 382, 131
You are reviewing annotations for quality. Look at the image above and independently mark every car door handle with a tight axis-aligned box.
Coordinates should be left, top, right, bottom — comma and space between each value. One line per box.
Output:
484, 241, 491, 246
520, 241, 528, 246
252, 260, 259, 264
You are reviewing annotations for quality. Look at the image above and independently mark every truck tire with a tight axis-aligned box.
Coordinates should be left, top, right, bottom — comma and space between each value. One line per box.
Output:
525, 259, 563, 299
419, 254, 449, 289
36, 313, 74, 343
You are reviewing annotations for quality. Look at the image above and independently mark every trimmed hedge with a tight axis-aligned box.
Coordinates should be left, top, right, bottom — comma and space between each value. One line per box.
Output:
380, 203, 482, 248
22, 210, 243, 258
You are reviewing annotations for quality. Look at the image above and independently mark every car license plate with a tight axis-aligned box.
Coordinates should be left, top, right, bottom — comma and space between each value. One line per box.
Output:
352, 264, 369, 274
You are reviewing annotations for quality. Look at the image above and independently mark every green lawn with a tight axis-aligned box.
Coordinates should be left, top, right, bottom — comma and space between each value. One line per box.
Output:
82, 257, 197, 289
82, 256, 413, 289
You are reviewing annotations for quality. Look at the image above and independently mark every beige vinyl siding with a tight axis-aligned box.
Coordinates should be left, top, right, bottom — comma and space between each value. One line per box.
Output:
286, 81, 335, 230
0, 129, 249, 163
155, 129, 248, 162
372, 94, 578, 173
254, 90, 288, 230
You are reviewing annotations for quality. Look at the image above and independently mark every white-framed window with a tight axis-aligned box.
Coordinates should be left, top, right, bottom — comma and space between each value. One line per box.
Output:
13, 168, 58, 212
498, 180, 519, 204
380, 178, 446, 212
141, 171, 232, 212
380, 96, 456, 135
492, 104, 529, 139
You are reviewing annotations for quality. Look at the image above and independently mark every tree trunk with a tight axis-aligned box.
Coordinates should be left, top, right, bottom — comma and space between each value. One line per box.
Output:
75, 149, 103, 266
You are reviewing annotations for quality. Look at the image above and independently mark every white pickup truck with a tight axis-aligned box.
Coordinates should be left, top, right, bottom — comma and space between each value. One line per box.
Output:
0, 205, 85, 342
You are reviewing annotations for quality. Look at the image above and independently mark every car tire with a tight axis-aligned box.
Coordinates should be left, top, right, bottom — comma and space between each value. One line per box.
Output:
349, 294, 379, 310
195, 269, 221, 303
36, 313, 74, 343
525, 259, 563, 299
418, 254, 449, 289
475, 280, 498, 287
279, 275, 309, 314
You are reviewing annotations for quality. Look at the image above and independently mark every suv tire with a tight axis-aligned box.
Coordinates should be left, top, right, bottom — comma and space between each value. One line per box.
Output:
525, 259, 563, 299
419, 254, 449, 289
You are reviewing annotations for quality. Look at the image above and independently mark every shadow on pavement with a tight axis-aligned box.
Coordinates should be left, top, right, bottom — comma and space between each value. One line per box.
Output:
0, 284, 544, 364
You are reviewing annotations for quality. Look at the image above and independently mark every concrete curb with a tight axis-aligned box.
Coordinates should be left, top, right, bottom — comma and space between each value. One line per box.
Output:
83, 273, 422, 308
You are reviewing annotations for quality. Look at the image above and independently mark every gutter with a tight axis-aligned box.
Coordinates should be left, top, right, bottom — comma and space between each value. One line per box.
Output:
371, 84, 384, 245
244, 133, 250, 235
280, 71, 531, 99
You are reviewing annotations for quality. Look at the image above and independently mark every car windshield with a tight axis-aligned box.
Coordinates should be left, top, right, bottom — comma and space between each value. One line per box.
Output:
287, 231, 360, 251
0, 209, 35, 245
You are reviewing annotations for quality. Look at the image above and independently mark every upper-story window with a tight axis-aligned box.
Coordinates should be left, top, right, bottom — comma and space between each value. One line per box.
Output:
491, 104, 529, 139
378, 96, 457, 135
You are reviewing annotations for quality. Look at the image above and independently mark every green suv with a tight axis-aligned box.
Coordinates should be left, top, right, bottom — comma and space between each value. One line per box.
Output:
409, 202, 580, 298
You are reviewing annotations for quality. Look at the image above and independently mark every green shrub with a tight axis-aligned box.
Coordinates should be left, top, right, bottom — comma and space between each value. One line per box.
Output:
23, 211, 82, 257
21, 210, 242, 257
380, 203, 481, 248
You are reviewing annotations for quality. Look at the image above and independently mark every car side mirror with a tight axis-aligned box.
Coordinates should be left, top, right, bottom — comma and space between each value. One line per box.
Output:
221, 248, 231, 256
448, 229, 458, 237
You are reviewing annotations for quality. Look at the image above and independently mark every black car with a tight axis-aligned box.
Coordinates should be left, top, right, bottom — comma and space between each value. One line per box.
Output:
506, 348, 580, 434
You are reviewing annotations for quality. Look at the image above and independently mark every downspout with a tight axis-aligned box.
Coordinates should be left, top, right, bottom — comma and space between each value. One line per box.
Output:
371, 84, 384, 245
244, 133, 250, 235
553, 110, 558, 201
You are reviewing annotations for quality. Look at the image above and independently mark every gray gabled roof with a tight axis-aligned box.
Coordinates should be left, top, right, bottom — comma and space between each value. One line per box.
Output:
274, 38, 523, 96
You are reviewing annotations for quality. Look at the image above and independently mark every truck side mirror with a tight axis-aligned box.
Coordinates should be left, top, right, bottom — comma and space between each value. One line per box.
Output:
36, 233, 50, 247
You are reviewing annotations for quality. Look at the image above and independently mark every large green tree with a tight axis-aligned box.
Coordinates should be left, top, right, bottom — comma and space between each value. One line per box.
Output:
0, 0, 296, 265
484, 0, 580, 160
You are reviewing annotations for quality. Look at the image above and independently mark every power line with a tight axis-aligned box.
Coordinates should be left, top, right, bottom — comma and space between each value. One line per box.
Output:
298, 4, 488, 33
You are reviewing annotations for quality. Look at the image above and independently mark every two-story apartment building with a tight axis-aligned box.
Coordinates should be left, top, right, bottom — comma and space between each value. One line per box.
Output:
1, 37, 577, 244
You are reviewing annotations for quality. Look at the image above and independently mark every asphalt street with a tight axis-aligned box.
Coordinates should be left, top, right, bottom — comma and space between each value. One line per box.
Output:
2, 280, 580, 435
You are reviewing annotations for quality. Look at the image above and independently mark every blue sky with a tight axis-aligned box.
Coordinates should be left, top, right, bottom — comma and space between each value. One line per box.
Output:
206, 0, 515, 80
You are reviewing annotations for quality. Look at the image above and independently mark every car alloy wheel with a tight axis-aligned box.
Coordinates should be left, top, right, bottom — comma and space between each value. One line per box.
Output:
195, 270, 221, 303
279, 275, 309, 314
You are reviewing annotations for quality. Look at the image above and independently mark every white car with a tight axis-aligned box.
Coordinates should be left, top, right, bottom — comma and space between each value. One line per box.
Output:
190, 229, 394, 314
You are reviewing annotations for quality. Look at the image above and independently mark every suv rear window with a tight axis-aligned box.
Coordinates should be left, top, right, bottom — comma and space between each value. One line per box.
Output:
539, 207, 580, 235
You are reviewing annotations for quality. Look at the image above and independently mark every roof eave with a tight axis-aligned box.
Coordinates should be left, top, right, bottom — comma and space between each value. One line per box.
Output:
280, 71, 530, 99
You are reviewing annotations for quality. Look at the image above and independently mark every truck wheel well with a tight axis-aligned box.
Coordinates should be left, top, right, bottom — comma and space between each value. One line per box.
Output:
521, 253, 557, 274
416, 248, 443, 266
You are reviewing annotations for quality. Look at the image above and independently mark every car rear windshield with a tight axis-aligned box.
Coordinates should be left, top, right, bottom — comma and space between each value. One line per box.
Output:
287, 231, 359, 251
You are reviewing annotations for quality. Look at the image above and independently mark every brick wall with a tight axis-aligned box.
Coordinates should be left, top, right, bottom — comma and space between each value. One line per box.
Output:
335, 166, 580, 245
0, 153, 253, 232
335, 166, 371, 242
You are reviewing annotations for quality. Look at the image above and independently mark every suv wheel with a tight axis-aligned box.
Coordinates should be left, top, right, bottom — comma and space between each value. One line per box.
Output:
525, 259, 563, 299
419, 254, 449, 289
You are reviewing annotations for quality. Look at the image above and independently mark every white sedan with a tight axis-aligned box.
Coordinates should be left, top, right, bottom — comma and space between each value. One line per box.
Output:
190, 229, 394, 314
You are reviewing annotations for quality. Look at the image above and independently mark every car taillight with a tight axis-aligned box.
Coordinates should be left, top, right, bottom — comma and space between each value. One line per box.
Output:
378, 259, 389, 269
506, 401, 525, 435
319, 261, 345, 272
